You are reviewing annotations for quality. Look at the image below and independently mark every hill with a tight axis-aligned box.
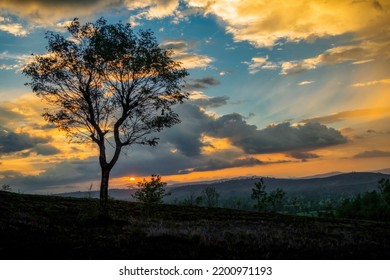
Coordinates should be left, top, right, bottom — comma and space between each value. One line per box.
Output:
59, 172, 390, 207
0, 190, 389, 259
166, 172, 390, 203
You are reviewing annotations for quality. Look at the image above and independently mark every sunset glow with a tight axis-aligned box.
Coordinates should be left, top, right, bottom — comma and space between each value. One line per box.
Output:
0, 0, 389, 194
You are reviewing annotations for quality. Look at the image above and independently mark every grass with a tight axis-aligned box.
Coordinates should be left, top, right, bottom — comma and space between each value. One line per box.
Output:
0, 190, 389, 259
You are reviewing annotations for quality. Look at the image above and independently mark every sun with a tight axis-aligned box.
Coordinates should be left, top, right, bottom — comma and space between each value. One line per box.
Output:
129, 177, 136, 181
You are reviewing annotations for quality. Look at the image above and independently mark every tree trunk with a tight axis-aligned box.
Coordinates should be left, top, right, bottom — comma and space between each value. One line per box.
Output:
100, 167, 110, 211
97, 135, 122, 213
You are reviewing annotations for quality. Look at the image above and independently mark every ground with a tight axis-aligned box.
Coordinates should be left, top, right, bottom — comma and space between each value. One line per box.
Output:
0, 191, 389, 259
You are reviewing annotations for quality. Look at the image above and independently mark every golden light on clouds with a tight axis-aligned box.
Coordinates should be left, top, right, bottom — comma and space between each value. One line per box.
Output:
200, 135, 234, 154
353, 78, 390, 87
160, 39, 214, 69
187, 0, 389, 47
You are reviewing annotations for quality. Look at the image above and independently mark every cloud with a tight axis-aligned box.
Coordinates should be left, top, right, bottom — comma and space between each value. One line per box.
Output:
244, 57, 268, 74
353, 150, 390, 158
0, 17, 27, 36
352, 59, 374, 65
288, 151, 320, 161
0, 51, 33, 71
126, 0, 179, 23
181, 0, 390, 75
244, 56, 279, 74
298, 81, 314, 86
0, 127, 51, 154
352, 78, 390, 87
190, 96, 230, 108
189, 157, 263, 172
32, 144, 61, 156
301, 108, 390, 124
0, 99, 348, 191
160, 39, 214, 69
0, 0, 121, 31
185, 0, 390, 48
0, 104, 25, 123
115, 104, 346, 172
280, 41, 390, 75
162, 103, 211, 157
207, 114, 347, 154
153, 106, 347, 157
185, 76, 220, 90
0, 158, 100, 192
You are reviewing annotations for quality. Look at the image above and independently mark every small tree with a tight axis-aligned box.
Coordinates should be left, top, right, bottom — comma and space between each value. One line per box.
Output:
23, 18, 188, 209
182, 191, 197, 206
132, 175, 169, 204
1, 184, 12, 192
267, 188, 286, 212
251, 178, 268, 212
202, 186, 220, 207
378, 178, 390, 205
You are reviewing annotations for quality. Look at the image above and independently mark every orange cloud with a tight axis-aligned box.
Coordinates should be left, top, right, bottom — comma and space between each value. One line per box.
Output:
352, 78, 390, 87
0, 0, 118, 28
0, 94, 98, 161
186, 0, 390, 47
185, 0, 390, 75
281, 41, 390, 75
301, 108, 390, 124
126, 0, 179, 21
160, 39, 214, 69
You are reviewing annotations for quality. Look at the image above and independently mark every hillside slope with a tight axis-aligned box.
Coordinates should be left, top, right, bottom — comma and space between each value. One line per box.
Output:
1, 191, 389, 259
166, 172, 390, 202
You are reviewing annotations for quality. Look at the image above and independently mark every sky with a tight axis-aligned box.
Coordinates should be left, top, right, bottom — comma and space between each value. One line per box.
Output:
0, 0, 389, 194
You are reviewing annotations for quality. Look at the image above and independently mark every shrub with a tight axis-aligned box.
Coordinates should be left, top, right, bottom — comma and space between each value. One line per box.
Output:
132, 175, 169, 204
251, 178, 268, 212
1, 184, 12, 192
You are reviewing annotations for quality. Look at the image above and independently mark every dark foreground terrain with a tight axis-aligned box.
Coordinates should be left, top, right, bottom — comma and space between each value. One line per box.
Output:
0, 191, 389, 259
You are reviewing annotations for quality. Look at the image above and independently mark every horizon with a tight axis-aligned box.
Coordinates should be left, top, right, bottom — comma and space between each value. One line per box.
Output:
14, 168, 390, 195
1, 1, 390, 194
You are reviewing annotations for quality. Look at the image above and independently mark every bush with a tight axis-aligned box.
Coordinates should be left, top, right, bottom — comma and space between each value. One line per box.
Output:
1, 184, 12, 192
202, 187, 220, 207
132, 175, 169, 204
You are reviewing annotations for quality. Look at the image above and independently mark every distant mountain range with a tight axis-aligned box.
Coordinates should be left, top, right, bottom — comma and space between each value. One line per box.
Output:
58, 171, 390, 204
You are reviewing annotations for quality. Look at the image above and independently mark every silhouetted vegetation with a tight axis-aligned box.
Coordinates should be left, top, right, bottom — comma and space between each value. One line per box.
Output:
167, 176, 390, 222
335, 179, 390, 221
1, 190, 389, 259
23, 18, 188, 209
132, 175, 170, 204
196, 186, 220, 207
251, 178, 267, 212
251, 178, 286, 212
1, 184, 12, 192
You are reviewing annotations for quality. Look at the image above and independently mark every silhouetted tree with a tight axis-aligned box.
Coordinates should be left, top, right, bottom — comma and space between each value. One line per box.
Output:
336, 179, 390, 221
1, 184, 12, 192
378, 178, 390, 205
267, 188, 286, 212
201, 187, 220, 207
132, 175, 169, 204
182, 191, 197, 206
23, 18, 188, 210
251, 178, 268, 212
287, 196, 303, 214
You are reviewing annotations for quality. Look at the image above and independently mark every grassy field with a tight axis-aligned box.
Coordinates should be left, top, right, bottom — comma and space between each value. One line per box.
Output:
0, 190, 389, 259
